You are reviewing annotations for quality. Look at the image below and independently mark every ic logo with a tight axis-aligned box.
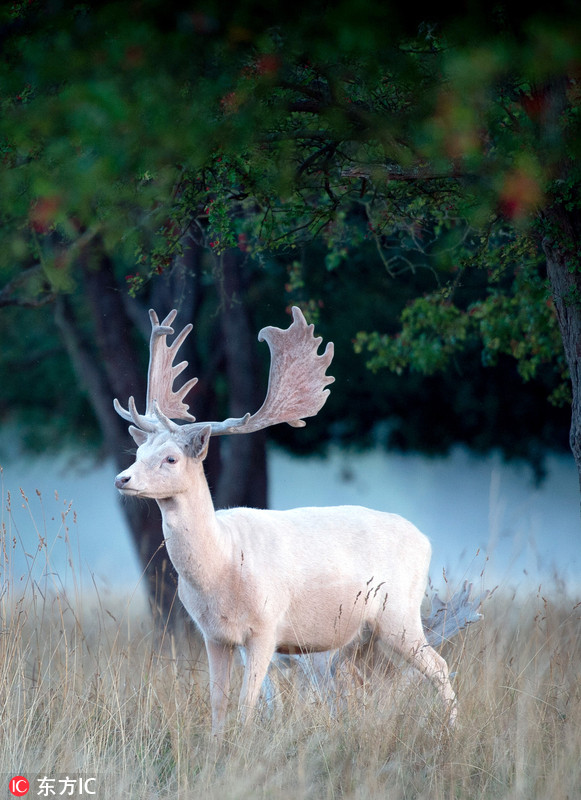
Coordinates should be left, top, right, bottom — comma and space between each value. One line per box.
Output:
9, 776, 30, 796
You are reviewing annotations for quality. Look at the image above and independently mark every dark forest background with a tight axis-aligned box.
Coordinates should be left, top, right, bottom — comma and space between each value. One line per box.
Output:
1, 0, 579, 622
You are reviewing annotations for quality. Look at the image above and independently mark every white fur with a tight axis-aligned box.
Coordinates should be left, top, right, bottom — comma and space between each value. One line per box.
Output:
115, 425, 457, 736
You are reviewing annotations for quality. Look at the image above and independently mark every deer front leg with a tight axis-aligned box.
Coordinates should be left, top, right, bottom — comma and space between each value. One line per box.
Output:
238, 634, 277, 726
205, 638, 234, 738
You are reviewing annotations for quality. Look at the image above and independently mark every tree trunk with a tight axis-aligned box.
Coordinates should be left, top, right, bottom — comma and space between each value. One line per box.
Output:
543, 200, 581, 495
55, 238, 268, 629
56, 247, 180, 628
214, 249, 268, 510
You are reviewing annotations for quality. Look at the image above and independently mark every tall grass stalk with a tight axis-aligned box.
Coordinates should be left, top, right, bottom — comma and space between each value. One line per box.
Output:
1, 477, 580, 798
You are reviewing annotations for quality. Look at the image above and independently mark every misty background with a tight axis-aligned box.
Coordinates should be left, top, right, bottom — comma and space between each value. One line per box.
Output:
2, 440, 579, 608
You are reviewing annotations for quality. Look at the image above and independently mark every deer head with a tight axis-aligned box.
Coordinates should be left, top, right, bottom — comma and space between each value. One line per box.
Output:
113, 307, 334, 497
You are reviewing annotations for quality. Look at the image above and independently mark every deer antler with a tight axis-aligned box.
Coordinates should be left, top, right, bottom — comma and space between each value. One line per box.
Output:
114, 306, 334, 438
213, 305, 335, 435
113, 309, 198, 430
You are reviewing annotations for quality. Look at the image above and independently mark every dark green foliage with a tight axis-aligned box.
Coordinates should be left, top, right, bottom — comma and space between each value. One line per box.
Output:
0, 304, 100, 456
0, 1, 579, 475
272, 242, 570, 478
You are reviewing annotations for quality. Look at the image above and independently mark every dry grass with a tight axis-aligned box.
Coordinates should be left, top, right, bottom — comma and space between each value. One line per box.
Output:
2, 485, 581, 799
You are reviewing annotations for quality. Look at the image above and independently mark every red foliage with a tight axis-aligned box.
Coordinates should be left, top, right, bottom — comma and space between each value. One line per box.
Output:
29, 196, 61, 233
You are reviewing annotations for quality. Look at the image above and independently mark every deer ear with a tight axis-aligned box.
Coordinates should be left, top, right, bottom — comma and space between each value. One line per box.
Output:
186, 424, 212, 461
129, 426, 149, 446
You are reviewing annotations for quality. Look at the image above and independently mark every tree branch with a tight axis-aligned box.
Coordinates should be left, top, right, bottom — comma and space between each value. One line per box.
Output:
0, 264, 55, 308
0, 226, 102, 308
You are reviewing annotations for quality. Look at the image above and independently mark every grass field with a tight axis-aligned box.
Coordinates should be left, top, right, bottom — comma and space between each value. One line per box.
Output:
2, 486, 581, 798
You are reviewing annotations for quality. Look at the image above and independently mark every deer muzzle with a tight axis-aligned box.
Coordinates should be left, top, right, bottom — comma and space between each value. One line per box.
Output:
114, 474, 132, 490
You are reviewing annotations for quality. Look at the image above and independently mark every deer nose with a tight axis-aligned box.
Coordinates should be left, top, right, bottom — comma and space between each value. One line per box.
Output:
115, 474, 131, 489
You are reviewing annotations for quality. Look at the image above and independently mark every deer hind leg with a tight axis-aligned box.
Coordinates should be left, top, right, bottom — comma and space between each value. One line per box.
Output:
407, 641, 457, 725
379, 620, 457, 725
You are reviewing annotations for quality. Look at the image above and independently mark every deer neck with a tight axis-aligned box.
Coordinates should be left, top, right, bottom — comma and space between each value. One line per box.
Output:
156, 461, 228, 589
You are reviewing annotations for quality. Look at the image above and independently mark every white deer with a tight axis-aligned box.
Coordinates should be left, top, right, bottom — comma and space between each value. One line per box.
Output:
114, 307, 457, 736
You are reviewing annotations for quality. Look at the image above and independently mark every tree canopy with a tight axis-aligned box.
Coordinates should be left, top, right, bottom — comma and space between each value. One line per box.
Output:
0, 0, 579, 478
